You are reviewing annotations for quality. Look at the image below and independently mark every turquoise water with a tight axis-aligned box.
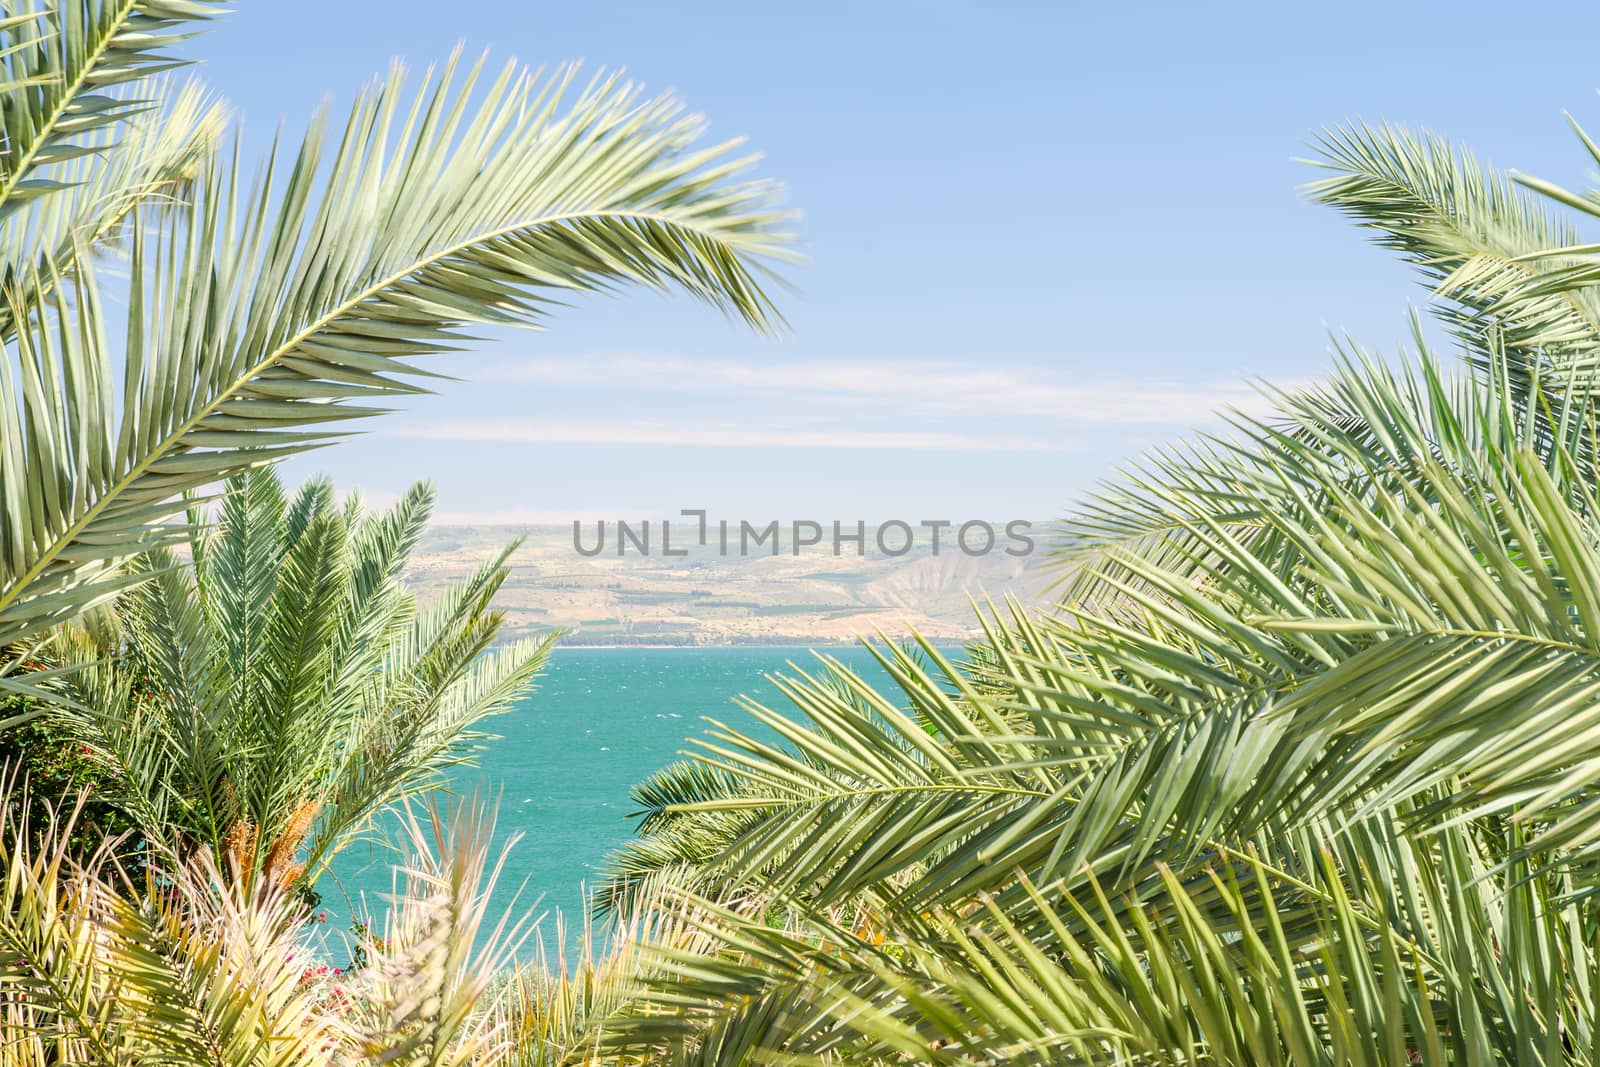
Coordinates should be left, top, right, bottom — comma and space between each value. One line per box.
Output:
320, 645, 931, 944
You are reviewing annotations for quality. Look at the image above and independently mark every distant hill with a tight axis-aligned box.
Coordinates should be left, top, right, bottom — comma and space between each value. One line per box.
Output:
404, 523, 1055, 646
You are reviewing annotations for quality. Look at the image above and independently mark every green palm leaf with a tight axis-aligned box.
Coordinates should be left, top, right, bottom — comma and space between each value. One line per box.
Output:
0, 0, 224, 221
1305, 123, 1600, 372
0, 53, 793, 646
50, 468, 555, 887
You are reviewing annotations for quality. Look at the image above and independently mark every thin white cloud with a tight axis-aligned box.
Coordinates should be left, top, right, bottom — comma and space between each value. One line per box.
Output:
480, 355, 1301, 424
336, 487, 402, 511
328, 494, 648, 527
391, 421, 1072, 452
429, 507, 648, 525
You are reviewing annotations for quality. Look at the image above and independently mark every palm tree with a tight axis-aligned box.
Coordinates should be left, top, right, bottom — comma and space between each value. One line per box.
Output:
587, 124, 1600, 1062
47, 467, 554, 891
0, 780, 533, 1067
0, 1, 791, 658
0, 4, 791, 1060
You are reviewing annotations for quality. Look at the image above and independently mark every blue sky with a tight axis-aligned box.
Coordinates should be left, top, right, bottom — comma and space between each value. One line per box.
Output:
187, 1, 1600, 523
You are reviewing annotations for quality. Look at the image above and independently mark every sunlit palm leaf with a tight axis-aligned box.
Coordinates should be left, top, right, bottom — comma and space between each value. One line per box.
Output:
50, 469, 554, 888
1306, 124, 1600, 367
0, 0, 224, 221
0, 52, 793, 646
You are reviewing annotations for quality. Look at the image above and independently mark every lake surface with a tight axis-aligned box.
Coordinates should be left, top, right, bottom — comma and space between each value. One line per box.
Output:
321, 645, 939, 945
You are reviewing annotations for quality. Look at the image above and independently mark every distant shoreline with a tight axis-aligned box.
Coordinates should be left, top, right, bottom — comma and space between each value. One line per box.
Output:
549, 640, 941, 650
411, 523, 1038, 651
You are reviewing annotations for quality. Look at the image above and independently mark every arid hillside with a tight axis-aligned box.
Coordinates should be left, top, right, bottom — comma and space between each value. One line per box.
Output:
404, 523, 1054, 645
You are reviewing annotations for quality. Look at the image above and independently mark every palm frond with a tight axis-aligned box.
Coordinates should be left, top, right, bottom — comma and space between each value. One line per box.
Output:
0, 52, 794, 646
0, 0, 223, 221
0, 77, 225, 344
46, 469, 554, 891
1306, 123, 1600, 376
342, 796, 535, 1067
